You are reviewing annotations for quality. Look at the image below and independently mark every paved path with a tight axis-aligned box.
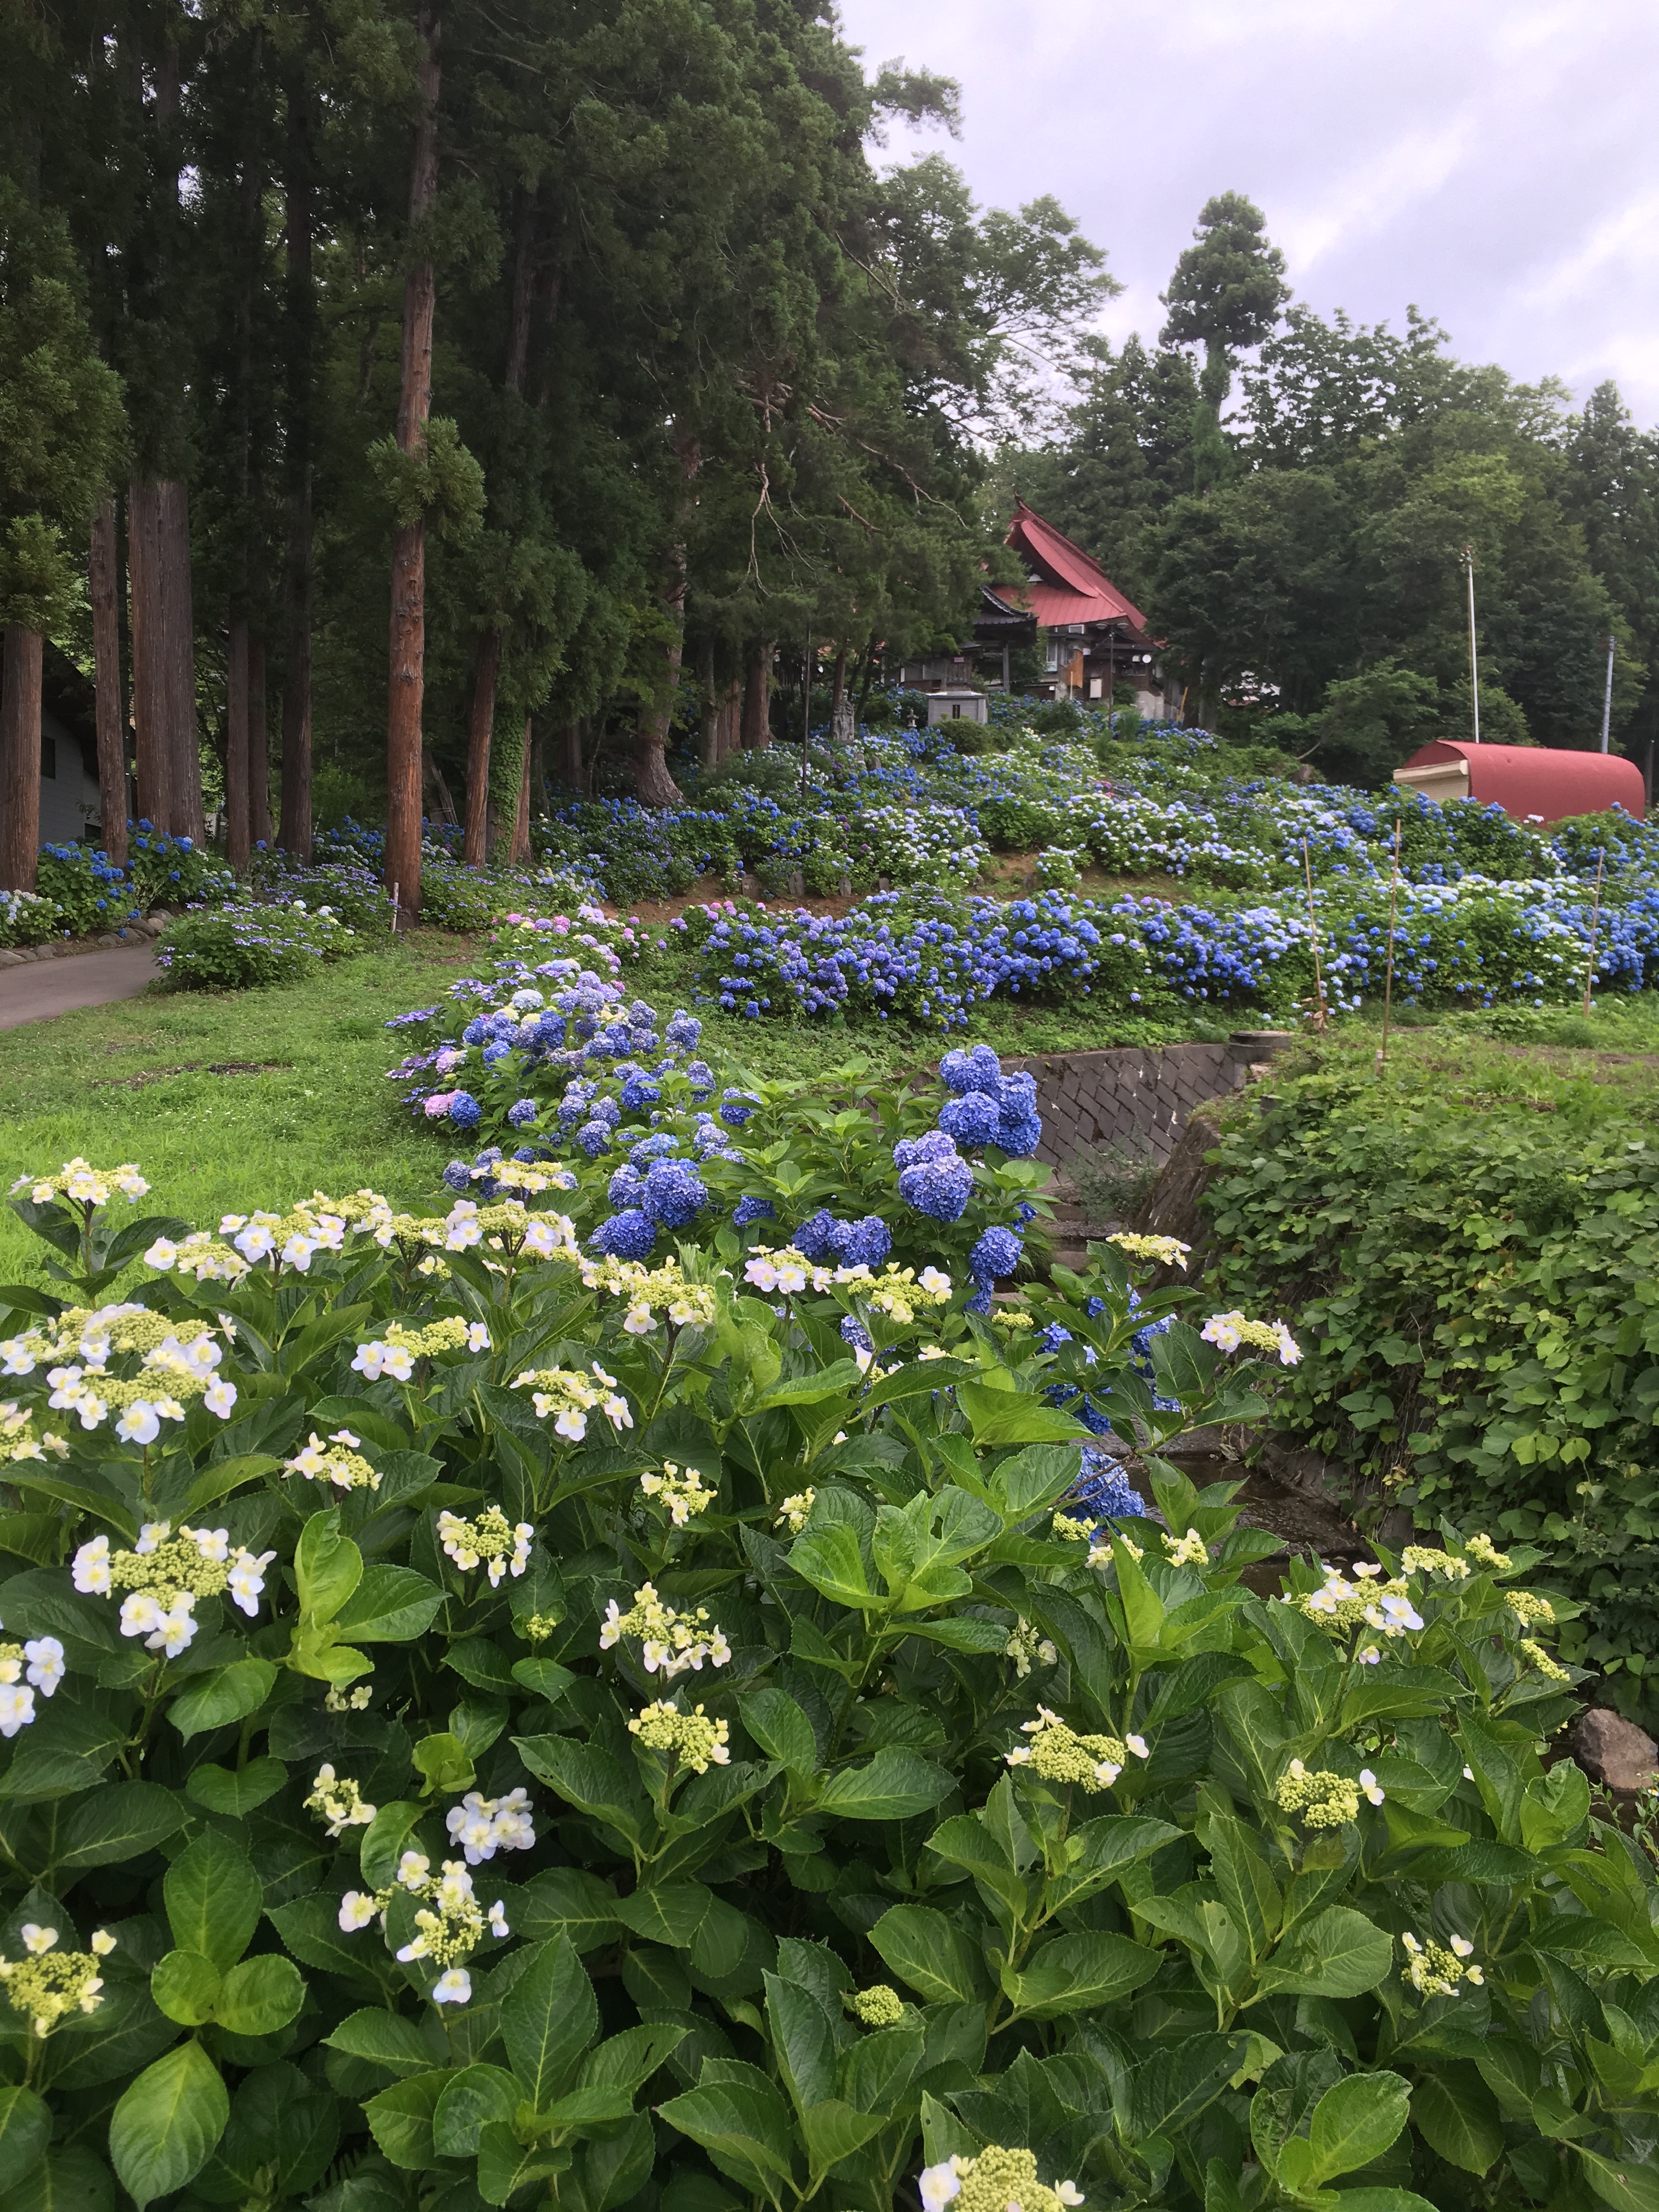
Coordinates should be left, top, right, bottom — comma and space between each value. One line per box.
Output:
0, 945, 159, 1032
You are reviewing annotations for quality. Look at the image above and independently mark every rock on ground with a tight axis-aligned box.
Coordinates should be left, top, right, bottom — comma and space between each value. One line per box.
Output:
1567, 1706, 1659, 1801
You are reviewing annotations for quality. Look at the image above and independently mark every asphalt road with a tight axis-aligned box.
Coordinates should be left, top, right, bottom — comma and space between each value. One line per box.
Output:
0, 945, 159, 1032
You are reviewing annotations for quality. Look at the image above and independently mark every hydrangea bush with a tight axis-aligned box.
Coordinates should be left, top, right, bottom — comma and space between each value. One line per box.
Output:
156, 905, 365, 991
387, 981, 1049, 1301
0, 1162, 1649, 2212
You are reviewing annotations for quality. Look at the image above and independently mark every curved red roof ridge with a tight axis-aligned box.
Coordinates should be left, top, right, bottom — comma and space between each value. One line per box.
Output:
1005, 496, 1148, 633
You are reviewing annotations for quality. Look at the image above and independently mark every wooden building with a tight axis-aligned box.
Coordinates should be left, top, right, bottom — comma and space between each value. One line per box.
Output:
901, 499, 1175, 716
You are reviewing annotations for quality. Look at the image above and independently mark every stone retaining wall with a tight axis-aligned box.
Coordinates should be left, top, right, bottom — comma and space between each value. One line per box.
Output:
1007, 1032, 1291, 1169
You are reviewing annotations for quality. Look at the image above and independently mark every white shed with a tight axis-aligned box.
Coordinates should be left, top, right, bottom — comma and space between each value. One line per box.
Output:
925, 688, 989, 727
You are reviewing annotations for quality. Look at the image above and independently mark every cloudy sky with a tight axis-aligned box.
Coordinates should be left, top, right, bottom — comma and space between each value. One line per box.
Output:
836, 0, 1659, 426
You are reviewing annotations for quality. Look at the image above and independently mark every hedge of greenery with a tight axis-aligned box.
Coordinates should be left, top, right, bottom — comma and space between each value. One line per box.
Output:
0, 1092, 1654, 2211
1200, 1053, 1659, 1703
2, 836, 234, 949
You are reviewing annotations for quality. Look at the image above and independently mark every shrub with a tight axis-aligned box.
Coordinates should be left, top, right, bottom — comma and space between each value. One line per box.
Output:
155, 901, 362, 989
1201, 1057, 1659, 1699
0, 1160, 1646, 2212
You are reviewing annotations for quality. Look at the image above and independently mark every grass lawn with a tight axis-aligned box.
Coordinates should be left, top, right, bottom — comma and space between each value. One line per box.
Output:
0, 937, 482, 1285
10, 913, 1659, 1290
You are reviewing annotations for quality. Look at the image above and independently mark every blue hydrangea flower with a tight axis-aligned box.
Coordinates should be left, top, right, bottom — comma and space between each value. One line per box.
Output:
608, 1165, 646, 1210
996, 1110, 1042, 1159
620, 1074, 661, 1113
507, 1099, 538, 1127
969, 1226, 1022, 1284
512, 1147, 538, 1164
1036, 1322, 1072, 1352
793, 1209, 840, 1263
839, 1316, 873, 1352
939, 1043, 1005, 1097
893, 1128, 960, 1171
589, 1209, 657, 1260
641, 1159, 707, 1229
692, 1118, 726, 1156
575, 1120, 612, 1157
686, 1060, 715, 1096
897, 1155, 973, 1223
1071, 1446, 1148, 1525
940, 1090, 1003, 1147
965, 1285, 994, 1315
442, 1160, 472, 1194
449, 1092, 482, 1130
833, 1215, 891, 1268
733, 1195, 776, 1228
592, 1097, 622, 1130
630, 1132, 680, 1171
719, 1087, 757, 1128
666, 1011, 702, 1049
481, 1040, 511, 1068
1013, 1200, 1039, 1226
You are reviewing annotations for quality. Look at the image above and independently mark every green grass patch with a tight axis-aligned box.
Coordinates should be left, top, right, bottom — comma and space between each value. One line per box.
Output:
0, 936, 482, 1284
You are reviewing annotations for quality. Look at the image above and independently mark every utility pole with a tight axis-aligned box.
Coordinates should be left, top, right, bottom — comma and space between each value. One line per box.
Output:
1463, 545, 1480, 743
1600, 633, 1616, 752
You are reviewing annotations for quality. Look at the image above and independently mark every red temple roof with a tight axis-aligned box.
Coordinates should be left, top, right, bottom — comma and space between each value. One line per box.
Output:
993, 499, 1148, 634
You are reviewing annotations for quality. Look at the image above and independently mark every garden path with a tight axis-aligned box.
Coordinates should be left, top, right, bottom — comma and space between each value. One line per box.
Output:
0, 944, 158, 1031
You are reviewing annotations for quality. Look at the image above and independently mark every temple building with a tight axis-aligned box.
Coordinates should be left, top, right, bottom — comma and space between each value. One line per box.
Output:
900, 499, 1175, 717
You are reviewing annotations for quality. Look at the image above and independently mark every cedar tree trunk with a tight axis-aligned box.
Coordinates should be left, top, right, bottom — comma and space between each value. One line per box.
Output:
225, 618, 250, 871
385, 4, 442, 913
463, 628, 499, 867
741, 640, 772, 749
248, 635, 272, 847
279, 70, 315, 860
509, 712, 532, 864
127, 482, 173, 833
0, 627, 43, 893
89, 499, 127, 860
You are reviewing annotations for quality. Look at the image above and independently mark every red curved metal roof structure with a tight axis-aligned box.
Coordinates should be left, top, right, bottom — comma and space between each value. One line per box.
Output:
997, 499, 1149, 634
1394, 741, 1645, 824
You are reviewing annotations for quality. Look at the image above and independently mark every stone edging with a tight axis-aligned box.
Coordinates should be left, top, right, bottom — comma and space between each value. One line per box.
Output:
0, 918, 168, 968
1005, 1030, 1295, 1168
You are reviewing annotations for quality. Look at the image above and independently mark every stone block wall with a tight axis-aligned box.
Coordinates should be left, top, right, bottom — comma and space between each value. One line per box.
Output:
1005, 1034, 1290, 1169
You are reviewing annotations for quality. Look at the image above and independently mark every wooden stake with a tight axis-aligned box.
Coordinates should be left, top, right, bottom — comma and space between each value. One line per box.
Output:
1376, 818, 1401, 1073
1302, 838, 1328, 1031
1582, 848, 1605, 1015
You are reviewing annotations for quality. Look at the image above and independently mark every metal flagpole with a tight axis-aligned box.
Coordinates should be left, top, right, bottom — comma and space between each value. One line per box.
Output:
1464, 545, 1481, 743
1600, 634, 1616, 752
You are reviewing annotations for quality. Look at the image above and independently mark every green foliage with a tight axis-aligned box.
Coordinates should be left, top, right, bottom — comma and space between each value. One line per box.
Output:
1201, 1054, 1659, 1699
0, 1164, 1647, 2212
0, 180, 125, 632
157, 904, 365, 991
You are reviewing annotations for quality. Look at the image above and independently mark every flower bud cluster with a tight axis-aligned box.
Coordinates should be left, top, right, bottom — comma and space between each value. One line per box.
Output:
1200, 1311, 1301, 1365
847, 1984, 904, 2028
1105, 1232, 1190, 1271
1401, 1929, 1484, 1996
1402, 1546, 1470, 1581
286, 1428, 379, 1489
918, 2147, 1084, 2212
1293, 1561, 1424, 1649
1005, 1619, 1058, 1678
1005, 1706, 1148, 1791
511, 1363, 632, 1440
0, 1402, 67, 1465
1463, 1532, 1512, 1571
1273, 1756, 1383, 1827
304, 1763, 377, 1838
0, 1923, 117, 2036
1163, 1529, 1210, 1568
15, 1159, 147, 1208
1506, 1589, 1555, 1628
628, 1699, 731, 1772
639, 1461, 715, 1527
775, 1489, 815, 1536
73, 1522, 274, 1654
338, 1850, 509, 2008
600, 1582, 731, 1678
438, 1505, 534, 1586
581, 1255, 717, 1330
1520, 1637, 1571, 1682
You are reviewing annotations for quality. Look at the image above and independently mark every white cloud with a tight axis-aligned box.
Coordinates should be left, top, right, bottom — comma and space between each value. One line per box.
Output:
842, 0, 1659, 421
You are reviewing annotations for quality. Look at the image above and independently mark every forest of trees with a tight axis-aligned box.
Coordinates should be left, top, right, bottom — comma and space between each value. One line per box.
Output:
2, 13, 1656, 907
1016, 194, 1659, 786
0, 0, 1111, 905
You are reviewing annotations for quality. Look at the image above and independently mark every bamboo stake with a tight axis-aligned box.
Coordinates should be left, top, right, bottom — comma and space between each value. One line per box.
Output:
1376, 818, 1401, 1073
1302, 839, 1328, 1031
1582, 848, 1605, 1016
